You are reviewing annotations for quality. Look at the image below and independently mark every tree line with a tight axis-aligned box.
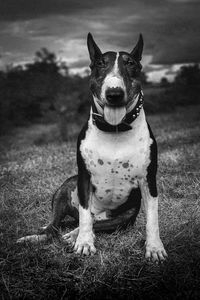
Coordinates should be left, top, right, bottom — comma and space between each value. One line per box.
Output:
0, 48, 199, 136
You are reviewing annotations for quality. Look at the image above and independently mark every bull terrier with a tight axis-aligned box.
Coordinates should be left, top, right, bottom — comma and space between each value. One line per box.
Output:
17, 33, 167, 262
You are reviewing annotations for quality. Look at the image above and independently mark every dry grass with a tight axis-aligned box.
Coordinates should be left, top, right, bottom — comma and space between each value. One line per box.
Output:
0, 105, 200, 299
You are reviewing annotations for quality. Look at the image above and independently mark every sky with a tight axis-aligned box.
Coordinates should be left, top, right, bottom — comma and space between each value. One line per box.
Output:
0, 0, 200, 81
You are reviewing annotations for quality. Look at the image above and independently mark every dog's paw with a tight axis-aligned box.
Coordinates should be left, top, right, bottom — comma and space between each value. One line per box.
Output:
17, 234, 47, 244
62, 228, 79, 247
74, 232, 96, 256
145, 239, 167, 263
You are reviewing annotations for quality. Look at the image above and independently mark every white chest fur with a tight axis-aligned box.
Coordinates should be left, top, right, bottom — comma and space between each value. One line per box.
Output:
80, 109, 152, 215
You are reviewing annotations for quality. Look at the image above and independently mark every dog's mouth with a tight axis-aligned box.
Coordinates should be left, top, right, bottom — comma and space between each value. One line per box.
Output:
93, 93, 140, 126
103, 93, 140, 125
103, 105, 126, 126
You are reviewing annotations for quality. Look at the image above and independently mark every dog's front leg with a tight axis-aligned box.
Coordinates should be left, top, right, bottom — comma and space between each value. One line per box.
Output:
139, 179, 167, 262
74, 169, 96, 255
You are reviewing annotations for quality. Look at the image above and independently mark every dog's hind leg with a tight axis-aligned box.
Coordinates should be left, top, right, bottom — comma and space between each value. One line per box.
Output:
17, 176, 142, 245
40, 175, 79, 237
62, 227, 79, 246
62, 187, 142, 249
17, 175, 79, 244
92, 187, 141, 233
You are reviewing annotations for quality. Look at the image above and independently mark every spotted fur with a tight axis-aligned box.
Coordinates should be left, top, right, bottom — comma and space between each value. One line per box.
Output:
80, 109, 152, 216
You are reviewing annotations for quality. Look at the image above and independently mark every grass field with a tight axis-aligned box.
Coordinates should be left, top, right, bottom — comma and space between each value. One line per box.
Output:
0, 105, 200, 299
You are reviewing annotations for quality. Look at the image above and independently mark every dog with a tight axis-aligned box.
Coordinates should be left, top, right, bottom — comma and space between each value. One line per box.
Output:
17, 33, 167, 262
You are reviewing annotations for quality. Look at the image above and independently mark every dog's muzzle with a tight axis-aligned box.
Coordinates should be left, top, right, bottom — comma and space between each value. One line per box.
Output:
105, 87, 125, 106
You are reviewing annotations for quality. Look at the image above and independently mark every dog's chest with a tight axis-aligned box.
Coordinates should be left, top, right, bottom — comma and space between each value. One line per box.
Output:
80, 111, 152, 211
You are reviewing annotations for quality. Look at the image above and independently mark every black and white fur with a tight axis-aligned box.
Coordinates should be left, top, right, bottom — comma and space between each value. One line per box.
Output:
17, 33, 167, 262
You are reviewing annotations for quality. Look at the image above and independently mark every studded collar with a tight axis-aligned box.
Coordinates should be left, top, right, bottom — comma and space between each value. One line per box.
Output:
92, 91, 144, 132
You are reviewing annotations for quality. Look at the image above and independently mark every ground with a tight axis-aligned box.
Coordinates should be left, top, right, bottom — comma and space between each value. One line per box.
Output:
0, 105, 200, 299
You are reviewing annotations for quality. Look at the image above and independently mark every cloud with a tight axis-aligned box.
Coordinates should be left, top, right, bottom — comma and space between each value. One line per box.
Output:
0, 0, 199, 75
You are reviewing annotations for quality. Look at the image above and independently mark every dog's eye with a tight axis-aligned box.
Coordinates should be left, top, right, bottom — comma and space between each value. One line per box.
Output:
96, 60, 106, 68
126, 59, 135, 67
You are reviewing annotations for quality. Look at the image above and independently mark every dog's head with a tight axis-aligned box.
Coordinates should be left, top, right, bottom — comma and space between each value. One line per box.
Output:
87, 33, 143, 125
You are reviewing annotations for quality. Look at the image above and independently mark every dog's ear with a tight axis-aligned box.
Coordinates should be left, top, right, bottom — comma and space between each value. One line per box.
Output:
130, 34, 143, 62
87, 32, 102, 62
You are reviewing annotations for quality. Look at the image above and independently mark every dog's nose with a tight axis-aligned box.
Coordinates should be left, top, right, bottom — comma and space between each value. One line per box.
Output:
105, 87, 125, 105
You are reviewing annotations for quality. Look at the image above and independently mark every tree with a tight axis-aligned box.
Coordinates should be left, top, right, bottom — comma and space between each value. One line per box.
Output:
160, 77, 169, 87
0, 48, 90, 137
175, 64, 200, 86
35, 48, 57, 64
0, 48, 71, 131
